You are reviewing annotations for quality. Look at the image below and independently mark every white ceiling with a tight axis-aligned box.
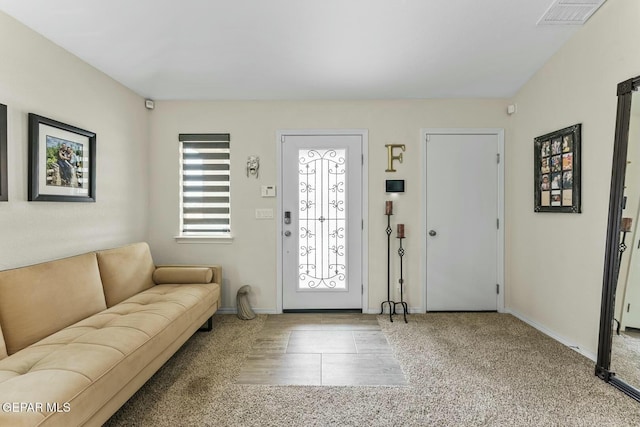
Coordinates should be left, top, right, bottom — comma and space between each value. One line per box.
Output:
0, 0, 599, 100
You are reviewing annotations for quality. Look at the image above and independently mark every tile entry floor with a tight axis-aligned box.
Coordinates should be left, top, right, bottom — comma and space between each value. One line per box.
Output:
236, 313, 407, 386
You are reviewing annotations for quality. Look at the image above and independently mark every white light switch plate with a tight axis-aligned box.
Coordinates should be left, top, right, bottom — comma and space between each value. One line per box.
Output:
255, 208, 274, 219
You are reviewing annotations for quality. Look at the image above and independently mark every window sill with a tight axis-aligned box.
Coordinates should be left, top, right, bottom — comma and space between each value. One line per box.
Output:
174, 235, 234, 244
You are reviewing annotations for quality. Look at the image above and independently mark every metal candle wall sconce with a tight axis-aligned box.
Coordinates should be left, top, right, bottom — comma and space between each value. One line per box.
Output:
247, 155, 259, 178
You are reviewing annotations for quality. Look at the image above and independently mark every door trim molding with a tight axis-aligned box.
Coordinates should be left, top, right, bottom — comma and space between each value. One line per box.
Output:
276, 129, 369, 313
421, 128, 505, 313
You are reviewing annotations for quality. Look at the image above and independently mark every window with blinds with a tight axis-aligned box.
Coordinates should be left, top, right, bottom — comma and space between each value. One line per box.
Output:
179, 134, 230, 236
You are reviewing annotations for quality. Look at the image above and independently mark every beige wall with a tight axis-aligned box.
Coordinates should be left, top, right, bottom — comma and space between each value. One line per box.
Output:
0, 12, 149, 269
507, 0, 640, 357
147, 100, 510, 312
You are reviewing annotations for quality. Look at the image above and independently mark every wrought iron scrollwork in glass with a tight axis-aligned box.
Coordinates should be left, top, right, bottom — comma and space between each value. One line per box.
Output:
298, 149, 347, 290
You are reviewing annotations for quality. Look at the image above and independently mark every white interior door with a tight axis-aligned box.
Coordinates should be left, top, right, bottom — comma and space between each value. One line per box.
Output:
281, 133, 363, 310
426, 132, 500, 311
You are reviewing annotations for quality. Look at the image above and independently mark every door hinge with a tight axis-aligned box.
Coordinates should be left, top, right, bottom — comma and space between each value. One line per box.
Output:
496, 284, 500, 295
628, 303, 631, 313
362, 284, 364, 295
497, 218, 500, 229
497, 153, 500, 164
362, 154, 364, 165
362, 219, 364, 230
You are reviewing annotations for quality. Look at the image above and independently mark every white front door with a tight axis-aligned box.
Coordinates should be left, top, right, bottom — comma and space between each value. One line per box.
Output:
281, 133, 363, 310
425, 131, 502, 311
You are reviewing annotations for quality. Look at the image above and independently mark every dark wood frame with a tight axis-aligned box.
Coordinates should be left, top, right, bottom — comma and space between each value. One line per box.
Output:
28, 113, 96, 202
0, 104, 7, 202
596, 75, 640, 402
534, 124, 581, 213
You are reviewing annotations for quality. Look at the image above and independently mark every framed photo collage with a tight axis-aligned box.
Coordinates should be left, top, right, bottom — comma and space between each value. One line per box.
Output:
534, 124, 581, 213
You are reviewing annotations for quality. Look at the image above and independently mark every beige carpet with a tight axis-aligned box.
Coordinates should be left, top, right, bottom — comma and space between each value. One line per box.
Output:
105, 313, 640, 426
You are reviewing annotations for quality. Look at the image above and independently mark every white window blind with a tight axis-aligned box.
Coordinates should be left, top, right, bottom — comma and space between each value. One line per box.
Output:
179, 133, 230, 235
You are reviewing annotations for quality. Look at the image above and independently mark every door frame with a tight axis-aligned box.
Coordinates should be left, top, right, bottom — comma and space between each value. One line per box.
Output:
276, 129, 369, 313
421, 128, 505, 313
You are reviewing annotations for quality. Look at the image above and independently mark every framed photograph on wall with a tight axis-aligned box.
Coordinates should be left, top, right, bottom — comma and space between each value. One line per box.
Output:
534, 124, 581, 213
0, 103, 7, 202
28, 113, 96, 202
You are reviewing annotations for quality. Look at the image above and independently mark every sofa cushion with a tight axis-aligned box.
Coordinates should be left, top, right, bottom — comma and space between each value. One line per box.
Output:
97, 242, 156, 307
153, 266, 213, 284
0, 253, 107, 356
0, 282, 220, 426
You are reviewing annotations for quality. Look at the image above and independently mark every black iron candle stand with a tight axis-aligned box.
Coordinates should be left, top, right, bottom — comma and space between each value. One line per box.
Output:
393, 236, 408, 323
380, 212, 395, 322
614, 228, 630, 335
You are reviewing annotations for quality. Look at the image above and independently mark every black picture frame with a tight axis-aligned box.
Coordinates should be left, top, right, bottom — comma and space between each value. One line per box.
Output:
28, 113, 96, 202
534, 124, 581, 213
0, 103, 7, 202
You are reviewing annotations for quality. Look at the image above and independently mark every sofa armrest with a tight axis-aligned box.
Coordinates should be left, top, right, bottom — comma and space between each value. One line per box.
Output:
153, 265, 222, 285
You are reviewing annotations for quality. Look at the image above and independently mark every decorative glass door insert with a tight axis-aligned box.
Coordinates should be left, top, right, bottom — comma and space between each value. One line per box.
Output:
281, 132, 363, 310
298, 149, 347, 290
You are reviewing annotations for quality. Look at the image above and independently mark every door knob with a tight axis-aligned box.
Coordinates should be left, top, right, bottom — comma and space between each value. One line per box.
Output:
428, 230, 437, 237
284, 230, 292, 237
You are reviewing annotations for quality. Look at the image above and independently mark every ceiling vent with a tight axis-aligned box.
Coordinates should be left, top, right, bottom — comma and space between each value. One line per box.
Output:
537, 0, 606, 25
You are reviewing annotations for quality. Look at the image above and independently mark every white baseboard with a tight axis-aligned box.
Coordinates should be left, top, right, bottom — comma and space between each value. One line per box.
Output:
218, 307, 423, 315
506, 309, 597, 362
364, 307, 423, 315
216, 307, 278, 315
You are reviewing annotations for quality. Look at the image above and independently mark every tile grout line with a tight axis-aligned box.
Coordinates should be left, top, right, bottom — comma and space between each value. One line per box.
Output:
284, 330, 291, 354
352, 331, 359, 354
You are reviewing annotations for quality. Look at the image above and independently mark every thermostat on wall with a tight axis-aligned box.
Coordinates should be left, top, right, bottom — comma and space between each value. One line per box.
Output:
261, 185, 276, 197
385, 180, 405, 193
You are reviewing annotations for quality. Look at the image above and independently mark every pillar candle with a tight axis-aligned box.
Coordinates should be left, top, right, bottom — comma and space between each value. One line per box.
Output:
397, 223, 405, 238
385, 201, 393, 215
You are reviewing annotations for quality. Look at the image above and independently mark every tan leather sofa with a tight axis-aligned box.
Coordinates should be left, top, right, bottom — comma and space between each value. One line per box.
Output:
0, 242, 221, 426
